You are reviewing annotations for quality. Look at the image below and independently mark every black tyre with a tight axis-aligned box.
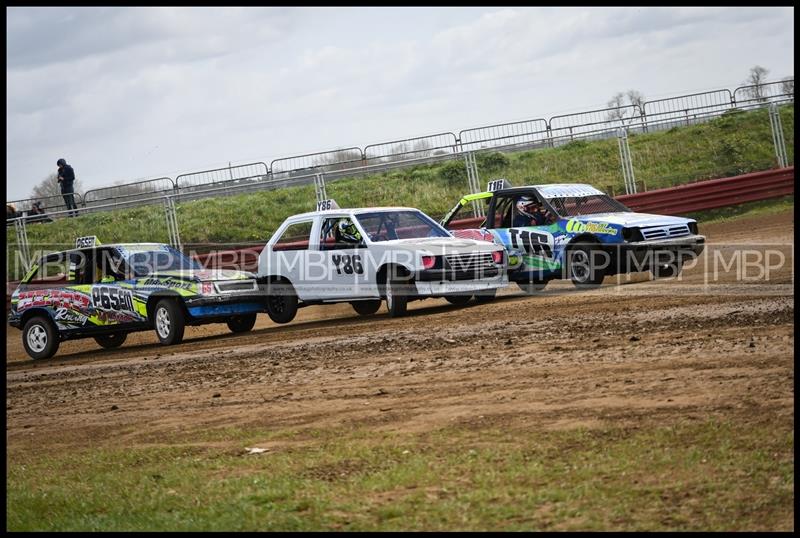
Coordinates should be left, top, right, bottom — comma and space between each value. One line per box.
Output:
351, 300, 381, 316
22, 316, 60, 360
266, 280, 298, 324
517, 280, 548, 295
568, 244, 606, 289
227, 313, 258, 333
153, 298, 186, 345
474, 288, 497, 304
384, 268, 409, 318
444, 295, 472, 306
94, 332, 128, 349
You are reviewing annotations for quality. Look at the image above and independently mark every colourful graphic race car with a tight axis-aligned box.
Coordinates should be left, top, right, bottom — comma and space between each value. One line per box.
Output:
441, 180, 706, 293
8, 237, 265, 359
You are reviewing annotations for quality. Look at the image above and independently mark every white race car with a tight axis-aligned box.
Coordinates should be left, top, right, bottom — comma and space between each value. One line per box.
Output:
257, 201, 508, 320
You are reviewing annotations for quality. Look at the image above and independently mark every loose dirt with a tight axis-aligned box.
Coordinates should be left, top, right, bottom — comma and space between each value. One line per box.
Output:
6, 210, 794, 452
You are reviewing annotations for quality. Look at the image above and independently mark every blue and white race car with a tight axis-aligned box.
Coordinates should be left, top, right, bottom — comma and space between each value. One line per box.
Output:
441, 180, 706, 292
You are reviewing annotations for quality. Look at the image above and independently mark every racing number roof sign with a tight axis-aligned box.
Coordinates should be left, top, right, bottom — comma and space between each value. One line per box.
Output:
487, 178, 512, 192
75, 236, 100, 248
316, 199, 340, 211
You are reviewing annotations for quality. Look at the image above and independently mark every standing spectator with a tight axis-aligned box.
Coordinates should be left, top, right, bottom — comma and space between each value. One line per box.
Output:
57, 158, 78, 217
7, 204, 18, 220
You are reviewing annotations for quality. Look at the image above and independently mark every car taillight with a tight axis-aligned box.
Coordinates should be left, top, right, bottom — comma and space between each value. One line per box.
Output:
422, 255, 436, 270
492, 250, 503, 264
201, 281, 215, 295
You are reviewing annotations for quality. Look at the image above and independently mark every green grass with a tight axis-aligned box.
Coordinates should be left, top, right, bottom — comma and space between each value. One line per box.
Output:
6, 104, 794, 280
6, 419, 793, 531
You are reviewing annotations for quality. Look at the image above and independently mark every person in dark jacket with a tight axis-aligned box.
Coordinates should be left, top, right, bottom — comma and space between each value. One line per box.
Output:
27, 201, 53, 224
57, 158, 78, 217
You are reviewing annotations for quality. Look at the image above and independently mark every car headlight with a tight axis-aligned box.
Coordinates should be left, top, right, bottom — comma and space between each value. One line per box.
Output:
622, 227, 643, 242
687, 222, 698, 235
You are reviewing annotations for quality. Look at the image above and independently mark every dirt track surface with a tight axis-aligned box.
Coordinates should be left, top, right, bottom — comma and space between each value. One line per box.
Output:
5, 211, 794, 450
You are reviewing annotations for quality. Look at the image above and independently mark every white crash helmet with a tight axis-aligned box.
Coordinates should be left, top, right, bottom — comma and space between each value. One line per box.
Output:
515, 196, 540, 218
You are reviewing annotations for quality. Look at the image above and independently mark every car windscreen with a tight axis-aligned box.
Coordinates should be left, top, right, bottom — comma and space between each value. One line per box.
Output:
355, 211, 451, 242
126, 247, 202, 276
547, 195, 631, 217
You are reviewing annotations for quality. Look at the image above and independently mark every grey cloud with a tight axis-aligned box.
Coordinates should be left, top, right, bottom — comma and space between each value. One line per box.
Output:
7, 7, 297, 70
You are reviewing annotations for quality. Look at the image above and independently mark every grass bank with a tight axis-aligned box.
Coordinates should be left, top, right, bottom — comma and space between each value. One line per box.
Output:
6, 418, 793, 531
6, 104, 793, 277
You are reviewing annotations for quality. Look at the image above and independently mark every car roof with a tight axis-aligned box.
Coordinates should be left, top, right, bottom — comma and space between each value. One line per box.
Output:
494, 183, 605, 199
39, 243, 170, 259
286, 207, 423, 220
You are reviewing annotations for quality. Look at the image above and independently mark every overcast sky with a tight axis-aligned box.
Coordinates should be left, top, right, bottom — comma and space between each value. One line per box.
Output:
6, 6, 794, 201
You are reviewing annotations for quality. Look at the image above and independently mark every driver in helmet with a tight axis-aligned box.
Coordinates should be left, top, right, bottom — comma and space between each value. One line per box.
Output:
335, 219, 362, 245
513, 196, 551, 227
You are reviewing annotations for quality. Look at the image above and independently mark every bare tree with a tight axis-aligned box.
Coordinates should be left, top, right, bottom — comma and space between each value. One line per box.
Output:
626, 89, 645, 110
606, 92, 626, 122
312, 148, 363, 172
781, 76, 794, 97
745, 65, 770, 102
26, 173, 83, 210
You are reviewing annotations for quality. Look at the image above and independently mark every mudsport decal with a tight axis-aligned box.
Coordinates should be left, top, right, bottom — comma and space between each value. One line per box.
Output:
141, 278, 195, 291
565, 219, 618, 236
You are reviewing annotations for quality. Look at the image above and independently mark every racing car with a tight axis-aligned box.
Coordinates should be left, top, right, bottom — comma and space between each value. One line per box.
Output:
257, 200, 508, 321
9, 237, 265, 359
440, 180, 706, 293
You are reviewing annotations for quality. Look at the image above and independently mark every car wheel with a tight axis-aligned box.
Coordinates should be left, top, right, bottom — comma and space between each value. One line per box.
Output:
444, 295, 472, 306
384, 270, 409, 318
227, 313, 258, 333
517, 280, 548, 294
351, 300, 381, 316
266, 280, 298, 324
22, 316, 60, 360
94, 332, 128, 349
153, 298, 185, 345
474, 288, 497, 304
568, 244, 606, 289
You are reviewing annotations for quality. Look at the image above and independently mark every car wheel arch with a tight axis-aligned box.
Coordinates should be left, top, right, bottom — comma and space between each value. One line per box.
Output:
146, 292, 187, 320
376, 263, 412, 287
20, 307, 56, 328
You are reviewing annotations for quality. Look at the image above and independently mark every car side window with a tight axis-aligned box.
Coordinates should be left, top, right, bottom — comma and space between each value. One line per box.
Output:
27, 252, 86, 287
273, 221, 314, 251
493, 197, 514, 228
93, 248, 129, 283
319, 217, 362, 250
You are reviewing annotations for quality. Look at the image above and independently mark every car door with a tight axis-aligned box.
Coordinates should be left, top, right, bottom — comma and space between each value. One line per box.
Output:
487, 192, 558, 272
88, 247, 141, 326
317, 216, 371, 299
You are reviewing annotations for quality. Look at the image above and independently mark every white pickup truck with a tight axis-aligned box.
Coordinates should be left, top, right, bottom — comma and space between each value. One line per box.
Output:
257, 201, 508, 321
